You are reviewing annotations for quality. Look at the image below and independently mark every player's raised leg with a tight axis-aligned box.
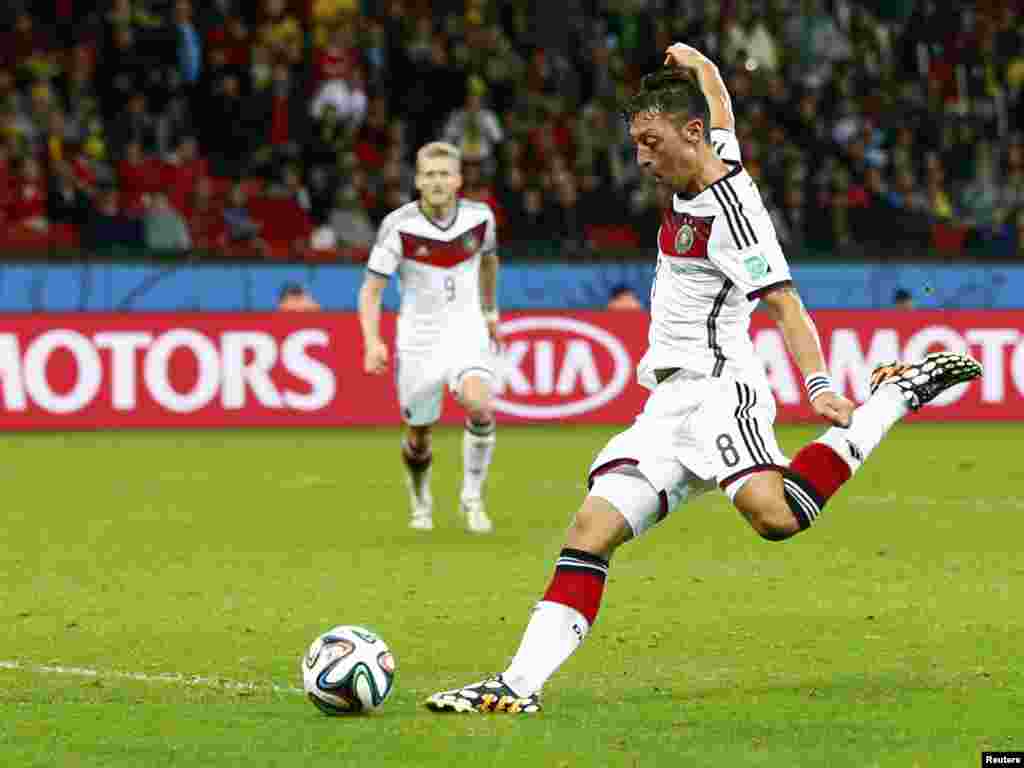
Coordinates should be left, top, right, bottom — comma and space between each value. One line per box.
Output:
728, 351, 982, 538
455, 371, 496, 534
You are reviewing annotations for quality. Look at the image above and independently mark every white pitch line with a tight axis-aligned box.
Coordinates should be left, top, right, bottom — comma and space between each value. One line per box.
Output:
0, 660, 303, 695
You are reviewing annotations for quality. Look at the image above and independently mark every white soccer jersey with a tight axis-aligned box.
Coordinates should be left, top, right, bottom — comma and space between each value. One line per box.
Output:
367, 199, 497, 351
637, 128, 792, 389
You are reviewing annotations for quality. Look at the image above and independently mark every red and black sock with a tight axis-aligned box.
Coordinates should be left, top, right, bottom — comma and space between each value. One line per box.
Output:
783, 442, 852, 529
541, 548, 609, 625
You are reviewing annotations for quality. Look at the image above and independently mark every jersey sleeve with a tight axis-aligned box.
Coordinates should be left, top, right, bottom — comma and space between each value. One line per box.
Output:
710, 128, 741, 165
366, 214, 402, 277
708, 204, 793, 301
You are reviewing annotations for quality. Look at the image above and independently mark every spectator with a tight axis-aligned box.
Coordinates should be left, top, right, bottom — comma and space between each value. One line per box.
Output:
145, 192, 192, 254
278, 282, 321, 311
506, 187, 552, 245
117, 141, 161, 214
258, 0, 303, 65
207, 74, 254, 177
8, 155, 48, 231
174, 0, 202, 88
310, 64, 368, 127
163, 136, 206, 217
607, 284, 644, 311
256, 62, 306, 166
960, 143, 1001, 229
443, 77, 503, 170
48, 159, 90, 229
328, 184, 375, 248
97, 25, 144, 123
998, 140, 1024, 212
223, 183, 269, 258
187, 176, 224, 252
109, 92, 159, 156
783, 0, 851, 88
268, 164, 312, 211
893, 288, 914, 310
551, 175, 582, 255
724, 0, 779, 72
461, 153, 503, 225
83, 183, 145, 253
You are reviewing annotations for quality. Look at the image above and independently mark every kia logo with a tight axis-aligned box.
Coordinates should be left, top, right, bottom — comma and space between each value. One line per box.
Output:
493, 316, 632, 419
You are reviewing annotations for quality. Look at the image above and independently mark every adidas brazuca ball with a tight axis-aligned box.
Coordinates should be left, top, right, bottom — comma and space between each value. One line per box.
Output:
302, 625, 396, 714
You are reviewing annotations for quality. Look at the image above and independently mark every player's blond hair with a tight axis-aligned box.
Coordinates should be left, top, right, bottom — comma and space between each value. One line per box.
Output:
416, 141, 461, 172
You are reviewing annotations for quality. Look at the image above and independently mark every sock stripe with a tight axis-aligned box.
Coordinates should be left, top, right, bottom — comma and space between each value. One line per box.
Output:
555, 561, 609, 577
557, 561, 610, 573
559, 548, 608, 567
783, 478, 820, 522
783, 481, 817, 530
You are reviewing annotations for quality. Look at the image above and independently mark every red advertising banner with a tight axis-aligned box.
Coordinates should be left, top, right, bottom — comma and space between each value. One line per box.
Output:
0, 310, 1022, 430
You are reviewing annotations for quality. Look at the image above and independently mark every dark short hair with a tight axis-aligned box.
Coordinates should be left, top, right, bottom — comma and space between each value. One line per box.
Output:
622, 66, 711, 142
279, 282, 305, 300
893, 288, 912, 303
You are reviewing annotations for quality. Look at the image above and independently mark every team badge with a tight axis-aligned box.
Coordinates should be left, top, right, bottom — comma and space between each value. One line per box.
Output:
743, 253, 770, 279
674, 224, 695, 254
462, 233, 480, 252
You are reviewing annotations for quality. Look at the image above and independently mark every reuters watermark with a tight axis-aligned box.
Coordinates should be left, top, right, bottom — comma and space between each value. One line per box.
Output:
983, 753, 1024, 766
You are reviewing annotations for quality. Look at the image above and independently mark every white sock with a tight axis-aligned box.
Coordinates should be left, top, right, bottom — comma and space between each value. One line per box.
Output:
815, 384, 909, 475
461, 420, 495, 500
502, 601, 589, 697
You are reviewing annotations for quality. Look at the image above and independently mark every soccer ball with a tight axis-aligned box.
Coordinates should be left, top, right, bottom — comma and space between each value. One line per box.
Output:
302, 625, 396, 715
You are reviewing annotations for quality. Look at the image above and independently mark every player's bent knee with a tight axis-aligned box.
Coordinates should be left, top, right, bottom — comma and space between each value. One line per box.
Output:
732, 474, 800, 541
737, 498, 800, 541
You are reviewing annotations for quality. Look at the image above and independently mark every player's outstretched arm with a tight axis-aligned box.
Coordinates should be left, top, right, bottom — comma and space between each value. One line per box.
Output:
358, 272, 390, 375
759, 284, 854, 427
663, 43, 735, 133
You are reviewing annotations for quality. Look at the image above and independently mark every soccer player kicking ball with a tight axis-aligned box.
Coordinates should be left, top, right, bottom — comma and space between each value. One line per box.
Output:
425, 45, 982, 714
359, 141, 501, 534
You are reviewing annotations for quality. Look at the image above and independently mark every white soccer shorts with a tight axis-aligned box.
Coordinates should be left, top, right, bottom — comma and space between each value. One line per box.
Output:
587, 369, 788, 536
396, 336, 495, 426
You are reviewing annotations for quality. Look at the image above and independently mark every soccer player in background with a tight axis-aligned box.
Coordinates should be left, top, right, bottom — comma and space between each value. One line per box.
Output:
359, 141, 501, 534
425, 44, 981, 713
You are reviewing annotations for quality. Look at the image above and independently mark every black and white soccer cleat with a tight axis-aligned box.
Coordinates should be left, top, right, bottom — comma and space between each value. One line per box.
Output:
869, 351, 982, 411
425, 675, 541, 714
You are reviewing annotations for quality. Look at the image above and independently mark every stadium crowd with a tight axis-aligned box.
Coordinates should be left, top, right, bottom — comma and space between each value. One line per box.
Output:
0, 0, 1022, 261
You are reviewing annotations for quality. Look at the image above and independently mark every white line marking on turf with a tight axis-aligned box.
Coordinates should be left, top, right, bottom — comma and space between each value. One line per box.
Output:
0, 660, 303, 695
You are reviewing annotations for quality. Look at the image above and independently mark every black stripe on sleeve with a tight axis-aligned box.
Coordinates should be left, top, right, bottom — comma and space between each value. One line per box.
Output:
722, 179, 758, 245
367, 267, 392, 279
710, 185, 746, 248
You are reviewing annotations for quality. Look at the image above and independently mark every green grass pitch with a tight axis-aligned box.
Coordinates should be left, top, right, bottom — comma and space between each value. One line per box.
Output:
1, 423, 1021, 767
